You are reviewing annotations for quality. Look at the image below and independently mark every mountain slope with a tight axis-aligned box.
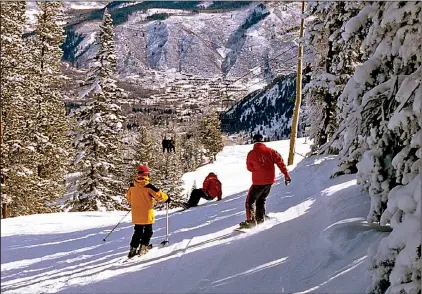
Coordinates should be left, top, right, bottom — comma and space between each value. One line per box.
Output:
221, 72, 310, 140
62, 1, 302, 79
1, 139, 389, 293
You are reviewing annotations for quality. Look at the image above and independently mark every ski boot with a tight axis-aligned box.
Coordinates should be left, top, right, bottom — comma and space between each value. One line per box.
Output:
137, 244, 153, 256
128, 247, 137, 259
257, 215, 271, 225
238, 220, 257, 229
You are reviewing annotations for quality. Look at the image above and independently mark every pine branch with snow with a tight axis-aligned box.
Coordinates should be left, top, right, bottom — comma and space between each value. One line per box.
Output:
320, 2, 422, 292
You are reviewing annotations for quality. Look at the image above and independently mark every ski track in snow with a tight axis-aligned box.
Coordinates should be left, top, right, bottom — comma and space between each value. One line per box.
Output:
1, 138, 389, 293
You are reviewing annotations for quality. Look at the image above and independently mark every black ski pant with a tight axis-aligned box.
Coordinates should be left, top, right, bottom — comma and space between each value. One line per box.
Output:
245, 184, 272, 223
130, 224, 153, 249
187, 189, 213, 207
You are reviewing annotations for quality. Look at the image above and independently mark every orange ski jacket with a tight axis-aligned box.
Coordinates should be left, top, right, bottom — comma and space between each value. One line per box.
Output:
126, 176, 168, 225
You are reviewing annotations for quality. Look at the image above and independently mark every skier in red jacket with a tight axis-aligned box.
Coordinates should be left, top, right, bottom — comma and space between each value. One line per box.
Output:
183, 173, 222, 208
202, 172, 222, 201
239, 134, 291, 229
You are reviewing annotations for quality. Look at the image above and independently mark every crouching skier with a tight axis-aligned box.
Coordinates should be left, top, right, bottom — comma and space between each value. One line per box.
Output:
183, 172, 222, 209
126, 164, 170, 258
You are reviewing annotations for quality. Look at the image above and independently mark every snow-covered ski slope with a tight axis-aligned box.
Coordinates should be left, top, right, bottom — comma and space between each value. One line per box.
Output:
1, 138, 390, 293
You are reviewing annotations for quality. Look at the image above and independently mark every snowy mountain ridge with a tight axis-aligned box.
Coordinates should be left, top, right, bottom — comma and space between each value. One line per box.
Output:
62, 1, 303, 80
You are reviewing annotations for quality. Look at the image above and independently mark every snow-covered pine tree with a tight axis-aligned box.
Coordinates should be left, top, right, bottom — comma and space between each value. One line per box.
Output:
180, 129, 203, 172
120, 128, 138, 184
162, 151, 185, 208
136, 126, 155, 168
328, 2, 421, 293
303, 2, 337, 153
370, 67, 422, 294
67, 8, 127, 212
0, 2, 37, 217
355, 3, 420, 293
304, 2, 363, 154
199, 112, 224, 162
193, 126, 205, 167
152, 135, 184, 208
332, 3, 373, 176
26, 2, 71, 214
181, 136, 196, 172
123, 125, 157, 183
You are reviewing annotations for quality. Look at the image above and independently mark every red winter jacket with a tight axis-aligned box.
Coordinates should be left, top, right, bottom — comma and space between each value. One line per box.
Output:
246, 143, 290, 185
202, 173, 222, 200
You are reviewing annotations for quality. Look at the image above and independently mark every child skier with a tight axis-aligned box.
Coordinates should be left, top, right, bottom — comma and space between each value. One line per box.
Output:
126, 164, 170, 258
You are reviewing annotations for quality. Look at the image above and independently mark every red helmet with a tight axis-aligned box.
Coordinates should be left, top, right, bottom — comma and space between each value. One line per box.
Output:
137, 165, 149, 174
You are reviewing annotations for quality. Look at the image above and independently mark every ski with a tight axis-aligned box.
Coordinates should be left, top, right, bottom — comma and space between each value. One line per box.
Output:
120, 244, 154, 264
234, 215, 277, 233
116, 238, 190, 266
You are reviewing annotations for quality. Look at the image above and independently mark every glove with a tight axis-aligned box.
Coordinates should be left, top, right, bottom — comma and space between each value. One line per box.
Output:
165, 196, 171, 203
285, 177, 291, 186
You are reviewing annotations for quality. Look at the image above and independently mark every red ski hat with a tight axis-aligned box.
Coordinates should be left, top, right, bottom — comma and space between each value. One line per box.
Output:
137, 165, 149, 174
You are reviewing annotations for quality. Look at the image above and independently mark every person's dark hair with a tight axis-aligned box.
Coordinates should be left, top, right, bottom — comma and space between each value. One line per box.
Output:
252, 134, 264, 143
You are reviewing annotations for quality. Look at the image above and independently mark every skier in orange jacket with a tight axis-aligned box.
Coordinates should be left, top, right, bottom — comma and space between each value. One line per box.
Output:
126, 164, 170, 258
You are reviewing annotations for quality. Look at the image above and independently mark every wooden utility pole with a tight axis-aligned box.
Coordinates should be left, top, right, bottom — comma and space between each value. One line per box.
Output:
0, 1, 6, 219
288, 0, 306, 166
0, 110, 7, 219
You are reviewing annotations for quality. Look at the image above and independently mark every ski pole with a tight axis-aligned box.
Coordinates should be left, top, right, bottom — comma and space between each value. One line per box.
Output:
103, 210, 131, 242
160, 202, 169, 247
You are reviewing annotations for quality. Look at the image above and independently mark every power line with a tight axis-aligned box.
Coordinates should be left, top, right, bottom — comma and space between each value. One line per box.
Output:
233, 48, 312, 92
229, 44, 298, 85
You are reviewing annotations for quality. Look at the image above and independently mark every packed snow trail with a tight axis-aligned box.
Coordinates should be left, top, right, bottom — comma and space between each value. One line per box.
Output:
1, 138, 389, 293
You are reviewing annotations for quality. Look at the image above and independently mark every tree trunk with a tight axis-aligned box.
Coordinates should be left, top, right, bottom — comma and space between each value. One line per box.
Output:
2, 203, 8, 219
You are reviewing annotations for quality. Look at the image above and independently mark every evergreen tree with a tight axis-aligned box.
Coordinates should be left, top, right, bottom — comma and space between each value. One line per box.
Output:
0, 2, 36, 217
332, 3, 372, 176
181, 137, 196, 172
356, 3, 420, 293
28, 2, 71, 214
125, 125, 157, 183
303, 2, 363, 154
120, 129, 138, 184
136, 126, 155, 168
320, 2, 421, 293
161, 151, 185, 208
199, 112, 224, 162
67, 9, 127, 212
180, 130, 203, 172
151, 134, 185, 209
